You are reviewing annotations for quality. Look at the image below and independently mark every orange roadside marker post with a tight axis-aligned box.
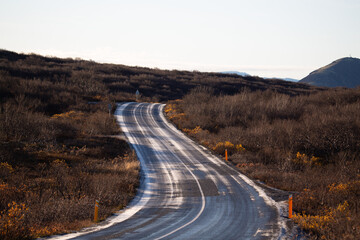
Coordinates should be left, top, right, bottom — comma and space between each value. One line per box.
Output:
289, 195, 293, 218
225, 149, 228, 161
94, 200, 99, 222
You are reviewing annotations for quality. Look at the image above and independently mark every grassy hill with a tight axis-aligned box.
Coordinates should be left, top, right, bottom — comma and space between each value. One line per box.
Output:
1, 49, 357, 239
0, 49, 320, 238
300, 57, 360, 88
0, 49, 320, 110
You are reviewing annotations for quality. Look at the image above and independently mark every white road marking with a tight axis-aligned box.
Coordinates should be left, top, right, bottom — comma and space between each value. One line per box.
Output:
158, 103, 285, 239
46, 102, 284, 240
140, 104, 206, 240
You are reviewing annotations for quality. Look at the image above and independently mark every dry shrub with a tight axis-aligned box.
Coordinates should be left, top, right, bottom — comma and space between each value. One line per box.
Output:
82, 110, 119, 136
0, 48, 347, 239
294, 201, 353, 239
0, 202, 31, 240
0, 143, 139, 238
0, 95, 138, 238
0, 101, 56, 144
170, 87, 360, 239
211, 141, 245, 156
0, 50, 145, 239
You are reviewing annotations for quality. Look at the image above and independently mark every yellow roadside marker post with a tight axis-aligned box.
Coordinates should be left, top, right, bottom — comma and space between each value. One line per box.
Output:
225, 149, 228, 161
94, 200, 99, 222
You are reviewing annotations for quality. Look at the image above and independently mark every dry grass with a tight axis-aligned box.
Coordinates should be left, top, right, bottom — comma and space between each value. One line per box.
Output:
0, 99, 139, 239
1, 49, 321, 105
0, 136, 139, 239
167, 87, 360, 239
0, 49, 347, 239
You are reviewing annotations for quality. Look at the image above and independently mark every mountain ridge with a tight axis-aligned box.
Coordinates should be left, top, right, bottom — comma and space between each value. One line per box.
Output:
220, 71, 298, 82
300, 57, 360, 88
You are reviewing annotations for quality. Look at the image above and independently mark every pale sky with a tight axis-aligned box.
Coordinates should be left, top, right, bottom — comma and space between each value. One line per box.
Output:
1, 0, 360, 79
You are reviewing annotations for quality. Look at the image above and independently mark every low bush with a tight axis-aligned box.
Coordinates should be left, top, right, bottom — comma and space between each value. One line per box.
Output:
0, 91, 139, 238
167, 87, 360, 239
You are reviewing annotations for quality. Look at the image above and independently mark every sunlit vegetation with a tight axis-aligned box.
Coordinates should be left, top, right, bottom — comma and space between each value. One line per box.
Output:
0, 49, 321, 106
0, 49, 348, 239
0, 50, 142, 238
166, 87, 360, 239
0, 102, 140, 239
211, 141, 245, 155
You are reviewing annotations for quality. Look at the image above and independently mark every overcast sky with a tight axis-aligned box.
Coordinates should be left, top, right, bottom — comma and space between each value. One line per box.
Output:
1, 0, 359, 79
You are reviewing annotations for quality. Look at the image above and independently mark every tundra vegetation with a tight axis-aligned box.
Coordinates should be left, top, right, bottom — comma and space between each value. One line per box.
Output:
0, 49, 357, 239
0, 51, 142, 239
166, 87, 360, 239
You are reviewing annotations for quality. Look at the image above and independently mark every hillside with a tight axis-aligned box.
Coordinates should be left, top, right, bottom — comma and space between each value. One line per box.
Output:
0, 49, 320, 110
0, 50, 142, 238
300, 57, 360, 88
0, 49, 348, 239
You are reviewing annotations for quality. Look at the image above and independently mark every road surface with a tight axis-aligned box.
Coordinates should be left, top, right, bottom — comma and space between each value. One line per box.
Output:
52, 102, 284, 240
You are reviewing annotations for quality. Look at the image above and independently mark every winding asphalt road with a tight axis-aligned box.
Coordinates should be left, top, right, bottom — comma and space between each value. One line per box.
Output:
53, 102, 283, 240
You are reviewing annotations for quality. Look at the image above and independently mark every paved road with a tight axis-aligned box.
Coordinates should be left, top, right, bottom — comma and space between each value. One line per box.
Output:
54, 102, 283, 240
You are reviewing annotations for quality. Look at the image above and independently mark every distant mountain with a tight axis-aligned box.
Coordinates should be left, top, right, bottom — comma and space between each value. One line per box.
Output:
221, 71, 250, 77
221, 71, 298, 82
281, 78, 298, 82
299, 57, 360, 88
264, 77, 298, 82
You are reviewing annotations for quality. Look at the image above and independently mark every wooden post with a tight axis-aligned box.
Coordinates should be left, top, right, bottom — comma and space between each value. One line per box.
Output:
108, 103, 112, 116
225, 149, 228, 161
289, 195, 293, 218
94, 200, 99, 222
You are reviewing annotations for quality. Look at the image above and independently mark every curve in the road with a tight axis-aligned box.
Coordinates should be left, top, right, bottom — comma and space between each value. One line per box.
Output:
47, 102, 285, 240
